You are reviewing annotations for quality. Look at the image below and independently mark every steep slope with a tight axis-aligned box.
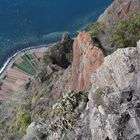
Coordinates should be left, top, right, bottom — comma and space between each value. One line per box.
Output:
0, 1, 140, 139
95, 0, 140, 54
88, 41, 140, 140
23, 41, 140, 140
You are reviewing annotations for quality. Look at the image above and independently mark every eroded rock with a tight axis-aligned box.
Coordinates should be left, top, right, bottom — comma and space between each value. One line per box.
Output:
71, 32, 104, 91
88, 41, 140, 140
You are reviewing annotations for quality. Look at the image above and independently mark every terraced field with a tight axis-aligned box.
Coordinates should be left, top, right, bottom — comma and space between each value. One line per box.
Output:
0, 48, 46, 100
13, 53, 38, 75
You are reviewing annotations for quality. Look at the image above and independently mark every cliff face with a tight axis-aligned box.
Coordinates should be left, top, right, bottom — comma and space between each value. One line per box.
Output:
23, 40, 140, 140
96, 0, 140, 54
1, 1, 140, 140
71, 32, 104, 91
88, 41, 140, 140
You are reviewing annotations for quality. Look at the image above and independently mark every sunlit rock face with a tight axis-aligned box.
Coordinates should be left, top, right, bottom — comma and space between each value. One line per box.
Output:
71, 32, 104, 91
88, 41, 140, 140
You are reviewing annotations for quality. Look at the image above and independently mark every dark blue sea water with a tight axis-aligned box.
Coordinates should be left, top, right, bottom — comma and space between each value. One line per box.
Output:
0, 0, 112, 68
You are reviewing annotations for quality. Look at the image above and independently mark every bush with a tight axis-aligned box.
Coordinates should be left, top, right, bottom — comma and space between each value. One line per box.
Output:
65, 50, 73, 63
11, 101, 31, 135
89, 22, 104, 37
111, 14, 140, 48
43, 52, 52, 65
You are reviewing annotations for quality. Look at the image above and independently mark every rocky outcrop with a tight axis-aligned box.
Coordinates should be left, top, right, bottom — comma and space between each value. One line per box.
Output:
71, 32, 104, 91
47, 33, 73, 69
1, 3, 140, 138
96, 0, 140, 54
22, 40, 140, 140
87, 40, 140, 140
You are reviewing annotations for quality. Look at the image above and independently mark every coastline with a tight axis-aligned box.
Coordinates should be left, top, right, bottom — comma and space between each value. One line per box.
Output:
0, 43, 54, 79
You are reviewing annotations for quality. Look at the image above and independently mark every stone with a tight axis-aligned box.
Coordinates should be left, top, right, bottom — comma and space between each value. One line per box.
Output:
71, 32, 104, 91
47, 33, 73, 69
88, 41, 140, 140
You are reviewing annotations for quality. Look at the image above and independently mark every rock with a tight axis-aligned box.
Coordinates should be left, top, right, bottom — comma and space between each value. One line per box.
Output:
61, 32, 73, 45
71, 32, 104, 91
47, 33, 73, 68
22, 122, 48, 140
96, 0, 140, 54
88, 41, 140, 140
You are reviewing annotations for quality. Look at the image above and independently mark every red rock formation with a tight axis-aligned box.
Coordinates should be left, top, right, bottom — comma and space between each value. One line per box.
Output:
71, 32, 104, 91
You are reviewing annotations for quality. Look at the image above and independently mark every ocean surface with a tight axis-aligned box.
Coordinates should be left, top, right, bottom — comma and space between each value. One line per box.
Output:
0, 0, 112, 68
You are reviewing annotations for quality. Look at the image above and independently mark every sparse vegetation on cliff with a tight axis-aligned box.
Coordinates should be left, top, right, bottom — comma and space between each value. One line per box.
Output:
111, 14, 140, 48
49, 91, 88, 133
11, 101, 31, 135
89, 22, 105, 37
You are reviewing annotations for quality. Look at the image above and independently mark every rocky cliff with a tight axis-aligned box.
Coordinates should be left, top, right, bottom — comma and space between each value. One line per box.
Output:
71, 32, 104, 91
96, 0, 140, 54
22, 40, 140, 140
88, 41, 140, 140
0, 0, 140, 140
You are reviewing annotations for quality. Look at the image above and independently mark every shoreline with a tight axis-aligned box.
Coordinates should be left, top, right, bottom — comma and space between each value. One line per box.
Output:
0, 43, 54, 79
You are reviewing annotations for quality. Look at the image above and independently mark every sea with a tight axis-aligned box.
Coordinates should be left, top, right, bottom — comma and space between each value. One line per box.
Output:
0, 0, 112, 69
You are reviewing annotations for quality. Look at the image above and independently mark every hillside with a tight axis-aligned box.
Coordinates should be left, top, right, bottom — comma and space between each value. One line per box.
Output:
0, 0, 140, 140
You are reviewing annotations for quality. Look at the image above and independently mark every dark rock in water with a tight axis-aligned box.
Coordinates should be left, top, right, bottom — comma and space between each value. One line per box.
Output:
61, 32, 73, 44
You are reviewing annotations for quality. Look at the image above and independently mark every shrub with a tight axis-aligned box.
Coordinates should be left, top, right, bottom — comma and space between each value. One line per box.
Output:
51, 92, 88, 131
89, 22, 104, 37
11, 101, 31, 135
65, 50, 73, 63
111, 14, 140, 48
43, 52, 52, 65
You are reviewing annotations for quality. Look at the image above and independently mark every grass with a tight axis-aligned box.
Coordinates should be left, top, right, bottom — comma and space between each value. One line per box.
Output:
22, 55, 36, 69
24, 54, 33, 60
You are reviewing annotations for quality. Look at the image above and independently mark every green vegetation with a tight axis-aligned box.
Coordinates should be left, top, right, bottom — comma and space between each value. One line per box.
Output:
93, 88, 104, 106
14, 53, 38, 75
11, 101, 31, 135
65, 50, 73, 63
111, 14, 140, 48
43, 52, 52, 65
49, 91, 88, 131
22, 55, 36, 70
89, 22, 104, 37
14, 62, 36, 75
